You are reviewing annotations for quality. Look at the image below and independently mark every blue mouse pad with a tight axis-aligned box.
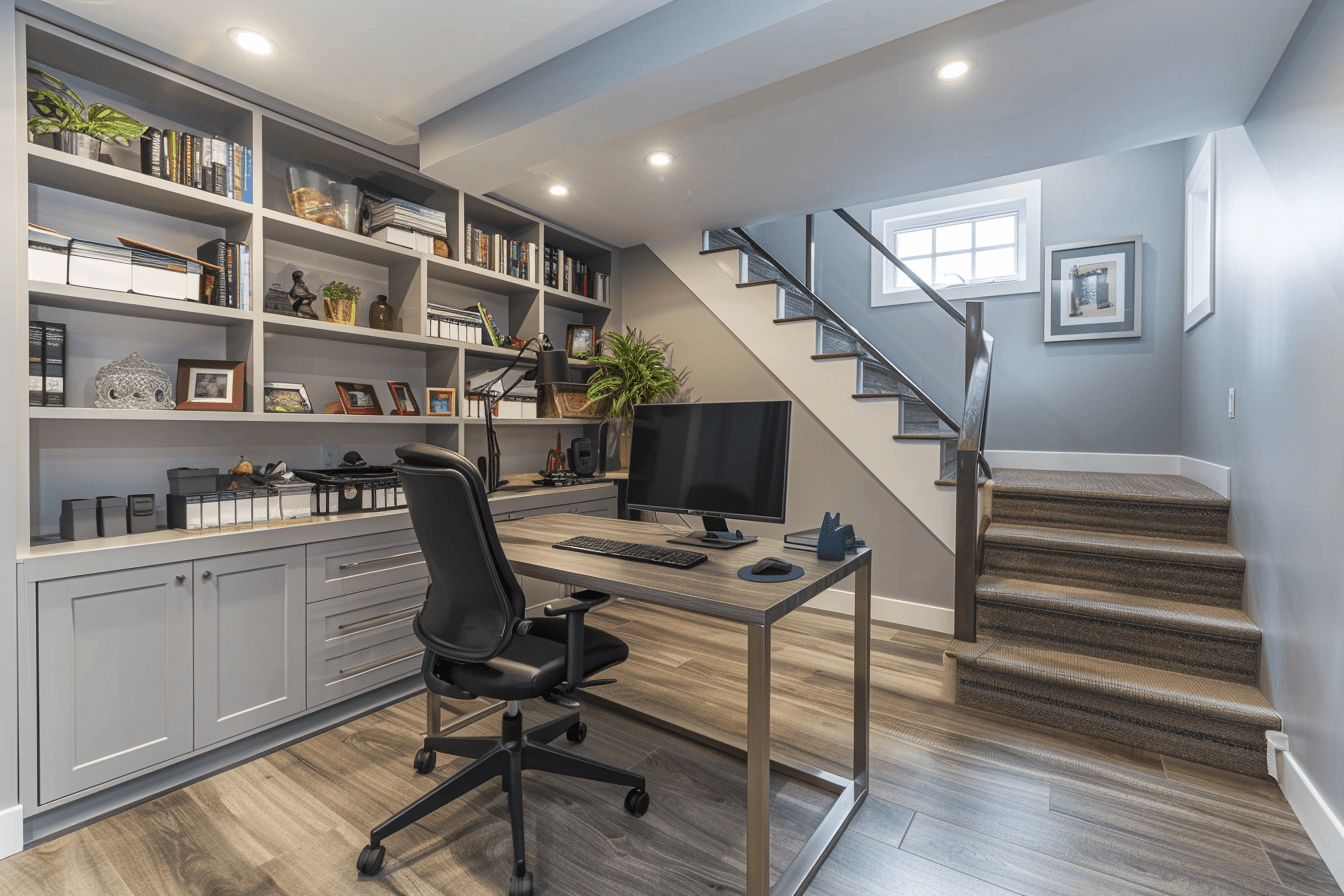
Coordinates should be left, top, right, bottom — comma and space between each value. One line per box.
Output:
737, 563, 804, 583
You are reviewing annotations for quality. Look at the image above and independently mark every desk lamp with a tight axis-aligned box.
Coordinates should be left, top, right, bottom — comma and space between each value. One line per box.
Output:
473, 335, 570, 493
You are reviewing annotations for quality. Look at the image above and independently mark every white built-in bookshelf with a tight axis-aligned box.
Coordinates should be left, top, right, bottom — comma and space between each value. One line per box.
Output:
17, 16, 620, 551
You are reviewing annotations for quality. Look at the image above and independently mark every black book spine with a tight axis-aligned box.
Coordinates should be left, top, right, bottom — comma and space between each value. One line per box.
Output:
28, 323, 44, 407
42, 322, 65, 407
197, 239, 227, 305
203, 164, 214, 195
140, 127, 162, 178
213, 162, 227, 196
226, 242, 237, 309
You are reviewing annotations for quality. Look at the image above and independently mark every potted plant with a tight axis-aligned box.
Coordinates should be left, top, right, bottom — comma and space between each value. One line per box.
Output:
26, 68, 148, 160
585, 327, 690, 467
322, 281, 360, 326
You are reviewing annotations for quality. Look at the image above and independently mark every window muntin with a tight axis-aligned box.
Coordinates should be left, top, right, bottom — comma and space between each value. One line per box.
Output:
891, 212, 1019, 290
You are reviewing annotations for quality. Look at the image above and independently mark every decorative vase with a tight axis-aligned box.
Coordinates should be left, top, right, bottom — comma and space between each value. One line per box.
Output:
616, 418, 633, 470
368, 294, 394, 331
323, 288, 359, 326
36, 130, 101, 160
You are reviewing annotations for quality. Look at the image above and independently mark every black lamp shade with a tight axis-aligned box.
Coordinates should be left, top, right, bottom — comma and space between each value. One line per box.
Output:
535, 349, 570, 386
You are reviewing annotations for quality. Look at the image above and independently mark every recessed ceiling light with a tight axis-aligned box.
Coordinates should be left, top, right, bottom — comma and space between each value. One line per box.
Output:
228, 28, 275, 57
646, 151, 673, 168
548, 184, 570, 197
935, 58, 973, 81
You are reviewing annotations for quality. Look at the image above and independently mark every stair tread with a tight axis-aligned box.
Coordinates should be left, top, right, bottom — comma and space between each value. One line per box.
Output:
976, 575, 1261, 639
860, 392, 910, 400
775, 315, 827, 324
994, 468, 1228, 507
985, 522, 1245, 568
948, 638, 1279, 726
812, 351, 863, 360
893, 432, 956, 440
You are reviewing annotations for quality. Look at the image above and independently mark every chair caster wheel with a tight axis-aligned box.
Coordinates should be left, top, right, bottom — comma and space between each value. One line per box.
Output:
624, 787, 650, 817
566, 721, 588, 744
412, 748, 436, 774
356, 844, 385, 876
509, 866, 534, 896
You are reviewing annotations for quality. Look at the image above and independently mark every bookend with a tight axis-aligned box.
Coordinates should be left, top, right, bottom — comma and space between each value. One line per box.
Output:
816, 512, 866, 561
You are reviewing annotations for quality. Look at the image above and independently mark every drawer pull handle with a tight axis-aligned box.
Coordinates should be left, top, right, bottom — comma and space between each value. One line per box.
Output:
176, 574, 186, 583
340, 647, 423, 678
338, 549, 422, 571
336, 609, 419, 634
201, 570, 212, 580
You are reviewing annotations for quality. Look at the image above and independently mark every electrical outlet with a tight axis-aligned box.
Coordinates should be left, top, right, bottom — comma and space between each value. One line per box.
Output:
1228, 387, 1236, 419
320, 443, 339, 468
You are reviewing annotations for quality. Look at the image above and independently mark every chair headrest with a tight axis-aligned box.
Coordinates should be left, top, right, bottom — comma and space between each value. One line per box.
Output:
395, 443, 469, 469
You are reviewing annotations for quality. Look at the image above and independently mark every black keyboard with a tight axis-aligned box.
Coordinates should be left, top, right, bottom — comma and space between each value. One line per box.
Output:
553, 535, 708, 569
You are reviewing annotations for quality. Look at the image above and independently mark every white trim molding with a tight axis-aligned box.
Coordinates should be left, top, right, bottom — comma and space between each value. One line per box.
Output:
0, 804, 22, 858
808, 587, 953, 634
1269, 736, 1344, 890
983, 450, 1231, 499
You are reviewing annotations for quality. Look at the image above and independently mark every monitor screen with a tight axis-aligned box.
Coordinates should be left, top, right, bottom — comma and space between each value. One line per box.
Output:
626, 400, 791, 525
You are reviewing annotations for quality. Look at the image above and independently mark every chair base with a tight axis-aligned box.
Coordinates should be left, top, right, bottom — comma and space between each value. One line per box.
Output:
358, 706, 649, 893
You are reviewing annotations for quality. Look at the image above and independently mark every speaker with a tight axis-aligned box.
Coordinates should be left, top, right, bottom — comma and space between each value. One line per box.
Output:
568, 437, 597, 476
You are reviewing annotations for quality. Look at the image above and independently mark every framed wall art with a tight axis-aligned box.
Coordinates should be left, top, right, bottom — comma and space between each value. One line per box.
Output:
1043, 236, 1142, 342
263, 382, 312, 413
426, 387, 456, 416
176, 359, 245, 411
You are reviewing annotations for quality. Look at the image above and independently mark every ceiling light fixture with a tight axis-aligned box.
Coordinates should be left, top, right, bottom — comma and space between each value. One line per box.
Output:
548, 184, 570, 197
935, 58, 973, 81
229, 28, 275, 57
646, 151, 673, 168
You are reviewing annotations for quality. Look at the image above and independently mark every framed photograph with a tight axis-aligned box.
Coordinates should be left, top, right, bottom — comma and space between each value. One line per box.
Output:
1043, 236, 1142, 343
335, 381, 383, 415
566, 324, 597, 359
386, 381, 420, 416
426, 387, 457, 417
263, 382, 312, 414
176, 359, 245, 411
1184, 134, 1215, 332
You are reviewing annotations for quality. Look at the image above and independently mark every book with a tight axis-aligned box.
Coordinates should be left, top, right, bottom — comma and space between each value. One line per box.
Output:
140, 127, 162, 178
166, 131, 180, 184
28, 323, 44, 407
197, 238, 228, 305
784, 528, 821, 547
243, 146, 253, 203
42, 322, 65, 407
468, 302, 505, 347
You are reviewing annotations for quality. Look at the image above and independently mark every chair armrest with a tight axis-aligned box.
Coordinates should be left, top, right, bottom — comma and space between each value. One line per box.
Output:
543, 590, 609, 691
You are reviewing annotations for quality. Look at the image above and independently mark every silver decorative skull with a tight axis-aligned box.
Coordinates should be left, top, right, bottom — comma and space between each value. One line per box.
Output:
93, 352, 175, 410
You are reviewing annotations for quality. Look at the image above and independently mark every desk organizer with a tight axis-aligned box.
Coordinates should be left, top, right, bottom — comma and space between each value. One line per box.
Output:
293, 466, 405, 515
168, 483, 313, 531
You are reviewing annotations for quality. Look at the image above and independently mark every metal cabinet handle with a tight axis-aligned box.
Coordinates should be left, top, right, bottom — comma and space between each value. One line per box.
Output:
337, 549, 422, 571
339, 647, 422, 678
176, 574, 186, 583
336, 608, 418, 634
201, 570, 212, 580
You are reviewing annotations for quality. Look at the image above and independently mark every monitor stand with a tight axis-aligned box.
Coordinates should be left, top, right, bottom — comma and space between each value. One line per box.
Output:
667, 516, 758, 550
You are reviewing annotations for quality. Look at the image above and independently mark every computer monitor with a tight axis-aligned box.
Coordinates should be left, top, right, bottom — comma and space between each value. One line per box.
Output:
626, 400, 791, 549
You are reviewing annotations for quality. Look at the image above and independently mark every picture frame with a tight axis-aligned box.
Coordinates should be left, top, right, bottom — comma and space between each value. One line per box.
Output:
386, 381, 420, 416
335, 381, 383, 415
566, 324, 597, 359
262, 382, 312, 414
1043, 235, 1142, 343
1184, 134, 1215, 332
426, 387, 456, 417
176, 359, 245, 411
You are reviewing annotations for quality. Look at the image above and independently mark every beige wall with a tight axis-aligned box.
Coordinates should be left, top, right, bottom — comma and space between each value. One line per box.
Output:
621, 245, 953, 627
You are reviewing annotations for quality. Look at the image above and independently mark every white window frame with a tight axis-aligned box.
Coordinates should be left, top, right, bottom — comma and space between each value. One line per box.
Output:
870, 180, 1042, 307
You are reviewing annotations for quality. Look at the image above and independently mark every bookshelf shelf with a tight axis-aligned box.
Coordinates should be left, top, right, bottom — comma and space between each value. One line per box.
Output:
261, 210, 421, 268
543, 287, 613, 314
462, 418, 596, 427
425, 253, 539, 293
29, 407, 457, 425
262, 315, 453, 352
28, 143, 251, 227
29, 281, 251, 326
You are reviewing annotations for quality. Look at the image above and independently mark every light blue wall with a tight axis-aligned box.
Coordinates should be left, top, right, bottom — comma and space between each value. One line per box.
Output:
1181, 0, 1344, 826
746, 142, 1187, 455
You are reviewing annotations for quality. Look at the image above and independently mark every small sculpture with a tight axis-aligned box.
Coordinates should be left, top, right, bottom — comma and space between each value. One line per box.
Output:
289, 270, 318, 319
93, 352, 175, 410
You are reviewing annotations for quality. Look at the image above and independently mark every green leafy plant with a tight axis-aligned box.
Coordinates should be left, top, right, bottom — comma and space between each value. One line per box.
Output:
585, 327, 689, 420
26, 68, 148, 145
322, 281, 361, 326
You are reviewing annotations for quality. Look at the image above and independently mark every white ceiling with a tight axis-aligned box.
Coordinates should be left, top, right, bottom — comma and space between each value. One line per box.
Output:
43, 0, 1311, 248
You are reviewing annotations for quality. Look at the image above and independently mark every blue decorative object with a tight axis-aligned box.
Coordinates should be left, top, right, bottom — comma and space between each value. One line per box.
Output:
816, 512, 866, 561
737, 562, 804, 583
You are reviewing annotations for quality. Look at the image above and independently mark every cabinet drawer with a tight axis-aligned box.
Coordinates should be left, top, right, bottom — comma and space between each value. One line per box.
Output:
306, 528, 426, 603
492, 496, 615, 524
306, 581, 425, 707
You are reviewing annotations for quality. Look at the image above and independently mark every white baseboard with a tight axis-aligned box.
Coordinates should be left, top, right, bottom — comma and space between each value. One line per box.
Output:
1275, 748, 1344, 889
0, 804, 22, 859
983, 450, 1231, 499
807, 587, 953, 634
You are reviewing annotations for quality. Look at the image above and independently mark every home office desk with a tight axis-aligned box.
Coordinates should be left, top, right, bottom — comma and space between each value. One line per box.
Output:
492, 513, 872, 896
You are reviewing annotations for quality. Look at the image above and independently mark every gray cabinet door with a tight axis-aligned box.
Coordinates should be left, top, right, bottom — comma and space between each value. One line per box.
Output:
37, 562, 194, 803
193, 546, 306, 748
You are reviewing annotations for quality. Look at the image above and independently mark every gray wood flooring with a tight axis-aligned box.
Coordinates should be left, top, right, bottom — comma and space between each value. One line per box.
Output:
0, 599, 1336, 896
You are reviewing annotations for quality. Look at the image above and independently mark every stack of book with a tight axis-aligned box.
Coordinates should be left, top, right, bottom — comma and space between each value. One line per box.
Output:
28, 321, 65, 407
464, 223, 538, 282
425, 304, 485, 343
140, 129, 252, 201
368, 198, 447, 249
28, 224, 70, 284
544, 245, 608, 301
196, 239, 251, 310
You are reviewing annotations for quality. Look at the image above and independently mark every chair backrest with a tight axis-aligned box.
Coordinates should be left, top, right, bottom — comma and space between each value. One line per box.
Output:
395, 443, 526, 663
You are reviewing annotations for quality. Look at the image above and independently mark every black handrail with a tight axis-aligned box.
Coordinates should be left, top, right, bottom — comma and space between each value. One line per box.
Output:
727, 227, 963, 435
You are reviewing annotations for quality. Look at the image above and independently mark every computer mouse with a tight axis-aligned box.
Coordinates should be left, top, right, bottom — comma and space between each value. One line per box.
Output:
752, 556, 794, 576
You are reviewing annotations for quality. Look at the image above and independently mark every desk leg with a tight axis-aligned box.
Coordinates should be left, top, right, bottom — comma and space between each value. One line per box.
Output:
853, 562, 871, 790
747, 622, 771, 896
426, 692, 441, 737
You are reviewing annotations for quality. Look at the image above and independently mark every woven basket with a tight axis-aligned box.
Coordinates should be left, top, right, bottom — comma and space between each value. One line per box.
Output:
538, 383, 610, 419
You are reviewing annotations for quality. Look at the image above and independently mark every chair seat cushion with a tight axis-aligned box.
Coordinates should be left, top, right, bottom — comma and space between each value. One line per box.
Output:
433, 617, 629, 701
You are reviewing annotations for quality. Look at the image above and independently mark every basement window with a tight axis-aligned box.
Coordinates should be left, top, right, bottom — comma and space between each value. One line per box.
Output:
870, 180, 1041, 307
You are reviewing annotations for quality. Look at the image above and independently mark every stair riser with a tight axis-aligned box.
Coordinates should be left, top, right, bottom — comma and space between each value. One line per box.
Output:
977, 602, 1260, 684
902, 400, 945, 435
955, 667, 1269, 777
993, 493, 1228, 542
981, 543, 1244, 608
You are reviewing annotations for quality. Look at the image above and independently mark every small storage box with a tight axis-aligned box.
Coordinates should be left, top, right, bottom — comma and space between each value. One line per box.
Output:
126, 493, 157, 534
130, 248, 203, 301
95, 495, 128, 537
28, 225, 70, 284
60, 498, 98, 541
167, 467, 220, 495
68, 240, 133, 292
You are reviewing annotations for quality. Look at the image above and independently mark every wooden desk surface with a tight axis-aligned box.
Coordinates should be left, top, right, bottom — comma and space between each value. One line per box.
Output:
495, 514, 870, 626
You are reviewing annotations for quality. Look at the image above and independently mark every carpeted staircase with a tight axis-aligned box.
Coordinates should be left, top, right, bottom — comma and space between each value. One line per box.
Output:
947, 469, 1280, 777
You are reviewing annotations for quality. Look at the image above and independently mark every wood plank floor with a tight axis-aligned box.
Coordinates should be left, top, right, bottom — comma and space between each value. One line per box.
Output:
0, 599, 1336, 896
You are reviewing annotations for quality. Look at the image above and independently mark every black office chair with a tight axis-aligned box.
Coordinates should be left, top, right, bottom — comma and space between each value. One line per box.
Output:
356, 444, 649, 895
